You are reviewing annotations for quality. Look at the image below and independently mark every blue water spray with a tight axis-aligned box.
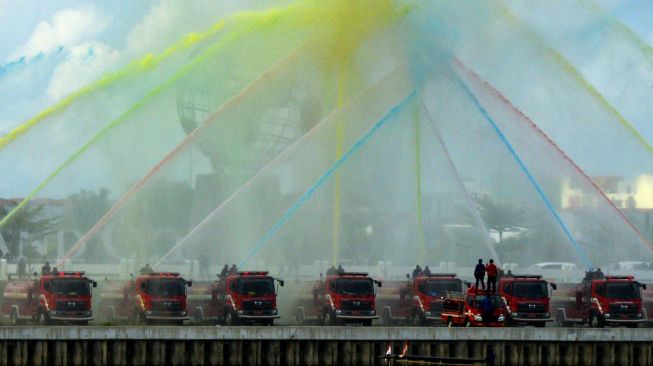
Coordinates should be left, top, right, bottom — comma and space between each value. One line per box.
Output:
454, 72, 594, 270
239, 91, 416, 267
0, 46, 65, 79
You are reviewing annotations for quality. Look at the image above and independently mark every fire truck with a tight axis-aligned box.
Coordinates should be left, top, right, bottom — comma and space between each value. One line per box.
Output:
376, 273, 463, 325
552, 273, 647, 328
1, 271, 97, 325
498, 275, 556, 327
188, 271, 283, 325
295, 272, 381, 326
441, 286, 509, 327
98, 272, 192, 324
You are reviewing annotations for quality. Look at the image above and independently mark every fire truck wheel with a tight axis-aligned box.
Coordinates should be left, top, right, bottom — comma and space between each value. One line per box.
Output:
37, 311, 50, 325
362, 319, 372, 327
447, 318, 454, 328
9, 309, 18, 325
534, 322, 546, 328
464, 319, 471, 327
225, 311, 238, 326
411, 312, 424, 326
134, 310, 146, 325
589, 313, 603, 328
323, 310, 336, 326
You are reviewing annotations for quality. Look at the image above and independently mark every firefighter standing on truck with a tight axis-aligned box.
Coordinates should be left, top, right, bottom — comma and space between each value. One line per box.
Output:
474, 259, 486, 291
486, 259, 498, 294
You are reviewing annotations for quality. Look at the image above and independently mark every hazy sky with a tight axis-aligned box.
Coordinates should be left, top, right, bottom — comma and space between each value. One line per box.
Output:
0, 0, 652, 199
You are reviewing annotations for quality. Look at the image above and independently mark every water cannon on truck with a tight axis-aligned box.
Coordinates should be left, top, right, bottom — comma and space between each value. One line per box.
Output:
1, 271, 97, 325
552, 272, 646, 328
498, 274, 556, 327
98, 272, 192, 324
376, 273, 463, 325
189, 271, 284, 325
295, 271, 381, 326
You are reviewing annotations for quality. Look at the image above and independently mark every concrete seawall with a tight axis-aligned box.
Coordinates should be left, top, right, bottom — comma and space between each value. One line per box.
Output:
0, 326, 652, 366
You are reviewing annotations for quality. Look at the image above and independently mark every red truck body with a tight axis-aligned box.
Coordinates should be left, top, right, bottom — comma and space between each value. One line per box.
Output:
441, 287, 509, 327
498, 275, 556, 327
295, 272, 381, 326
376, 273, 463, 325
1, 271, 96, 325
552, 275, 646, 328
188, 271, 282, 325
98, 272, 191, 324
642, 284, 653, 324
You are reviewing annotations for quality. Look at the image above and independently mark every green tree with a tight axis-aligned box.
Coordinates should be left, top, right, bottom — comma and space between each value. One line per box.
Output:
0, 203, 58, 258
475, 194, 524, 245
60, 188, 112, 261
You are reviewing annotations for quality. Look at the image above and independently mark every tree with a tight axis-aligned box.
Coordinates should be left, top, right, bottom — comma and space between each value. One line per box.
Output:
60, 188, 112, 261
0, 203, 58, 258
475, 194, 524, 245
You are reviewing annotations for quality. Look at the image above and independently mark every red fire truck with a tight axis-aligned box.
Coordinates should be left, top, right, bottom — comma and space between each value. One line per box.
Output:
1, 271, 97, 325
98, 272, 192, 324
188, 271, 284, 325
498, 275, 556, 327
441, 286, 509, 327
552, 273, 646, 328
295, 272, 381, 326
376, 273, 463, 325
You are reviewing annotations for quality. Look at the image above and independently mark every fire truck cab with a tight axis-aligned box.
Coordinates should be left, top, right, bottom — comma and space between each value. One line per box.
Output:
1, 271, 96, 325
99, 272, 192, 324
441, 286, 509, 327
498, 275, 556, 327
377, 273, 463, 325
552, 273, 646, 328
190, 271, 283, 326
296, 272, 381, 326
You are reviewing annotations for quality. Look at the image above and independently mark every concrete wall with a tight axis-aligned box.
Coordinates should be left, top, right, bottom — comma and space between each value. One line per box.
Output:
0, 327, 651, 366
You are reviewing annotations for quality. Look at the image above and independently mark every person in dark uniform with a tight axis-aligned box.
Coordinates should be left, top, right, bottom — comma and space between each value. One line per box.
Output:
219, 264, 229, 279
17, 258, 27, 279
474, 259, 486, 291
412, 265, 422, 278
41, 262, 51, 276
140, 264, 154, 275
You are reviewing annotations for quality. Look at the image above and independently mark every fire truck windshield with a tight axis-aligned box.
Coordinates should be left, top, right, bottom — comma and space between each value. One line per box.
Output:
605, 282, 641, 299
145, 279, 186, 296
49, 279, 90, 296
236, 278, 275, 295
512, 282, 548, 299
472, 295, 503, 308
419, 280, 460, 296
335, 279, 374, 295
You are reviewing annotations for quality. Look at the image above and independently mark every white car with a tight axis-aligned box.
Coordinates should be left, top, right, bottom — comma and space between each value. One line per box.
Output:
528, 262, 578, 271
